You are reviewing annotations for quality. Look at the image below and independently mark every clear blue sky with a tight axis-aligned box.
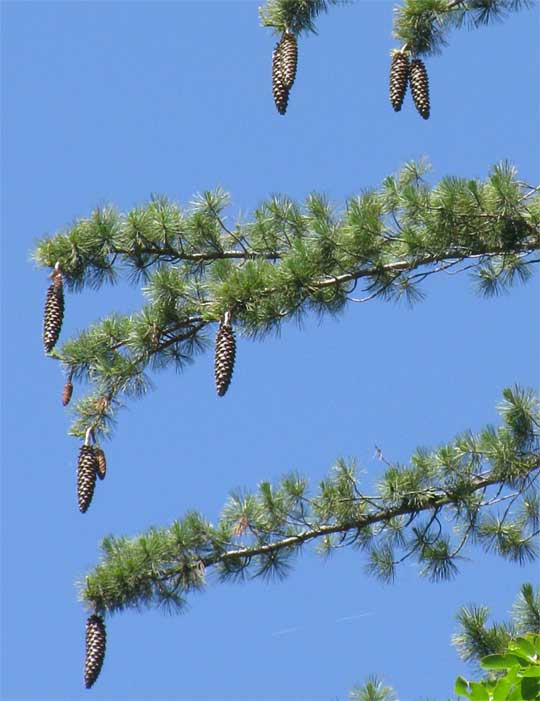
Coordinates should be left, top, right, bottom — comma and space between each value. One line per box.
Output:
1, 2, 538, 699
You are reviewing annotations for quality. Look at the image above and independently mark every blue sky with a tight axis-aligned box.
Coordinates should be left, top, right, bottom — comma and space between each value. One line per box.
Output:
1, 1, 538, 699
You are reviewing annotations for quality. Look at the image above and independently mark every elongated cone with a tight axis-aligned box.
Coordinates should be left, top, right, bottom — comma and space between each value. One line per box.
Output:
43, 274, 64, 353
409, 58, 430, 119
214, 320, 236, 397
77, 444, 98, 513
389, 52, 409, 112
84, 614, 106, 689
272, 40, 289, 115
62, 377, 73, 406
280, 32, 298, 90
95, 448, 107, 481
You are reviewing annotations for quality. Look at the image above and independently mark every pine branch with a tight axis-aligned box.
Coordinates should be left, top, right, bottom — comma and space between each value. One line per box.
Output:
393, 0, 535, 56
81, 388, 539, 617
349, 675, 398, 701
35, 163, 540, 443
259, 0, 348, 35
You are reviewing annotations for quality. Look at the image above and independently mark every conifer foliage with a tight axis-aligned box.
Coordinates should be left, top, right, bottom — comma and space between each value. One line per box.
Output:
30, 1, 539, 687
392, 0, 534, 58
84, 614, 106, 689
34, 163, 540, 445
80, 387, 539, 629
214, 312, 236, 397
43, 263, 64, 353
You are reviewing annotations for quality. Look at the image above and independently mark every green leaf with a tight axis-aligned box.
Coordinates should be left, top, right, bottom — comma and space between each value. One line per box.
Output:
492, 676, 514, 701
481, 653, 527, 670
521, 667, 540, 678
455, 676, 471, 697
509, 636, 536, 659
468, 681, 490, 701
520, 676, 540, 700
508, 681, 526, 701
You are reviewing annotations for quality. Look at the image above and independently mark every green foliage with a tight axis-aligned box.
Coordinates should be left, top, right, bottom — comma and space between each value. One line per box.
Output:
452, 584, 540, 669
393, 0, 535, 56
348, 587, 540, 700
455, 633, 540, 701
349, 675, 398, 701
259, 0, 534, 54
80, 390, 539, 618
33, 164, 540, 442
259, 0, 347, 35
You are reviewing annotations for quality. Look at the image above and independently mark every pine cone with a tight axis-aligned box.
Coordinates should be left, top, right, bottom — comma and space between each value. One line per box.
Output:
77, 444, 98, 513
280, 32, 298, 90
410, 58, 430, 120
272, 41, 289, 115
43, 277, 64, 353
214, 320, 236, 397
95, 448, 107, 481
84, 614, 106, 689
62, 377, 73, 406
389, 52, 409, 112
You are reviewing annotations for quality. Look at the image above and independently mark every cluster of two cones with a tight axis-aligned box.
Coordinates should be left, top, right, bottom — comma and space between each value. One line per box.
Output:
390, 52, 430, 119
272, 31, 298, 114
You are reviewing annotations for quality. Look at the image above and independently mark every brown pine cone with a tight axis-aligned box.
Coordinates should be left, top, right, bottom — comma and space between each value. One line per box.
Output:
280, 32, 298, 90
77, 444, 98, 513
84, 614, 106, 689
410, 58, 430, 120
43, 274, 64, 353
389, 51, 409, 112
62, 377, 73, 406
94, 448, 107, 481
272, 40, 289, 115
214, 319, 236, 397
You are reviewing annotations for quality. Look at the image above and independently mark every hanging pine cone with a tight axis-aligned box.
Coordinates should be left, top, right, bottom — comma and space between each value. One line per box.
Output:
84, 614, 106, 689
280, 32, 298, 90
214, 317, 236, 397
77, 444, 98, 513
409, 58, 430, 120
389, 51, 409, 112
62, 376, 73, 406
43, 273, 64, 353
94, 448, 107, 481
272, 40, 289, 115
